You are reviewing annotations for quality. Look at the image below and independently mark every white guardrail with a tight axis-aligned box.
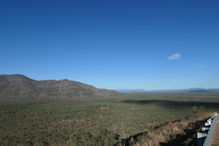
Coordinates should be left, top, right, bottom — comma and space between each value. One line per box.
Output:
197, 113, 219, 146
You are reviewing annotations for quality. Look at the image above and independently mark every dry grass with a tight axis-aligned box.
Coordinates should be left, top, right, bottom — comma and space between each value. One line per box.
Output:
117, 112, 213, 146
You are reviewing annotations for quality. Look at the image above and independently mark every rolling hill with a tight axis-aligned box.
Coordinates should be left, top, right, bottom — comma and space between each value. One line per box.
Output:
0, 74, 120, 99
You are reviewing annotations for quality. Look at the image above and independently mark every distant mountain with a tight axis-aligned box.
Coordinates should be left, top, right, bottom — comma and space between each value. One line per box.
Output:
0, 74, 121, 99
116, 88, 219, 93
152, 88, 219, 93
116, 89, 148, 93
187, 88, 219, 93
187, 88, 210, 93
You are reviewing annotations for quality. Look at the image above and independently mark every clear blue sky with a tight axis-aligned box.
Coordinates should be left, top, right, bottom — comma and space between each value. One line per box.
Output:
1, 0, 219, 90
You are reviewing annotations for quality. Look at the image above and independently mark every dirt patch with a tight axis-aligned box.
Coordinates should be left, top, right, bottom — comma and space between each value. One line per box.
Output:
116, 112, 212, 146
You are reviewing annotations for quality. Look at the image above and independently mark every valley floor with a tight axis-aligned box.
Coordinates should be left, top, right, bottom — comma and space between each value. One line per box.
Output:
0, 92, 219, 145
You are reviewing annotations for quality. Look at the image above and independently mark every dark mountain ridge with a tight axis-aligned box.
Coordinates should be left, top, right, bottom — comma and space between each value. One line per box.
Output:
0, 74, 120, 99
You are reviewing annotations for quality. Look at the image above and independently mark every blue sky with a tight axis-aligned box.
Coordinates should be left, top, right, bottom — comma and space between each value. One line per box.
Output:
0, 0, 219, 90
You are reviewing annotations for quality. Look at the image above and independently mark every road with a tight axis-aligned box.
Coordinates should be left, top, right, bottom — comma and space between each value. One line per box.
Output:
212, 122, 219, 145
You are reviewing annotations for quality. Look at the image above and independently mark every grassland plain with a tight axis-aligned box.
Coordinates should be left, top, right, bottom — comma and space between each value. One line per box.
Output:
0, 93, 219, 145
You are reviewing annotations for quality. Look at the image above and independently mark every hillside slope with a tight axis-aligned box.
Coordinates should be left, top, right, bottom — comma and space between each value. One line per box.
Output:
0, 74, 120, 99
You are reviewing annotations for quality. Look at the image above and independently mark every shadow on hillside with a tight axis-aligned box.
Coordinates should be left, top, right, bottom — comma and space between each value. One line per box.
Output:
122, 99, 219, 109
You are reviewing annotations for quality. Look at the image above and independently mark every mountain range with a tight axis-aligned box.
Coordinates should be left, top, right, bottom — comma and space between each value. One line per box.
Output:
116, 88, 219, 93
0, 74, 120, 99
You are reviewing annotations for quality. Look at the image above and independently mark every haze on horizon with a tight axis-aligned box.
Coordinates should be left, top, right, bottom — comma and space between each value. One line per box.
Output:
1, 0, 219, 90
